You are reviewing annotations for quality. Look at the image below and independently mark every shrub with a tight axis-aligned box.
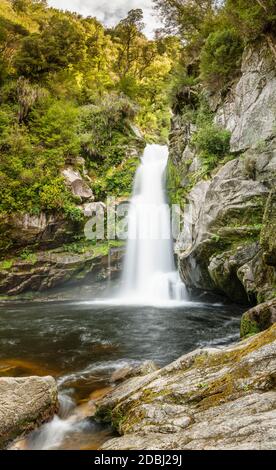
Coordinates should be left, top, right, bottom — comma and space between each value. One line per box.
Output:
29, 99, 81, 156
64, 204, 84, 222
200, 29, 243, 92
20, 248, 37, 264
39, 179, 67, 210
192, 122, 231, 171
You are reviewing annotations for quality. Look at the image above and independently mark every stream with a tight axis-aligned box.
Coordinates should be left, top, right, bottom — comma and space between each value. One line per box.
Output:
0, 298, 243, 450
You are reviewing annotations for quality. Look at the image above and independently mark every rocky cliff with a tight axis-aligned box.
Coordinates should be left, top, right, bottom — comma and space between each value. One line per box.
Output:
169, 39, 276, 306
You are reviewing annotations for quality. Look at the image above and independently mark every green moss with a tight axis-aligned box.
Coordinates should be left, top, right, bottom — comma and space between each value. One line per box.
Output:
61, 239, 124, 257
0, 259, 14, 270
20, 249, 37, 264
260, 190, 276, 265
196, 325, 276, 370
240, 313, 261, 338
240, 305, 274, 338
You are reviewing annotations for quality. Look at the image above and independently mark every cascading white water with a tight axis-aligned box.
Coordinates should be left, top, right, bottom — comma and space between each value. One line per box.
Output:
119, 144, 186, 304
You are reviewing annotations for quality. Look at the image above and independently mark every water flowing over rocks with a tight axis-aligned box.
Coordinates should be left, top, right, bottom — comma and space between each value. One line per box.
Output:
95, 325, 276, 450
170, 38, 276, 305
0, 376, 58, 448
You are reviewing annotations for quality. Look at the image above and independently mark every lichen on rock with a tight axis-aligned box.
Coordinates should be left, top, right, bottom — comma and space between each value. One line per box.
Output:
0, 376, 58, 449
95, 325, 276, 450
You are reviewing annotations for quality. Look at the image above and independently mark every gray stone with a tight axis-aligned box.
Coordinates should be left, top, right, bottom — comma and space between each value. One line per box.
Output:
62, 167, 93, 201
0, 245, 123, 296
215, 42, 276, 152
177, 156, 269, 300
0, 211, 82, 256
111, 361, 159, 383
82, 202, 106, 218
97, 326, 276, 450
240, 298, 276, 338
0, 376, 58, 448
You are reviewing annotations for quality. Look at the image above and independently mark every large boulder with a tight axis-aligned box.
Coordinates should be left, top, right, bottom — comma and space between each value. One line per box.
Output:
240, 298, 276, 338
62, 167, 93, 201
0, 376, 58, 448
95, 325, 276, 450
177, 154, 272, 302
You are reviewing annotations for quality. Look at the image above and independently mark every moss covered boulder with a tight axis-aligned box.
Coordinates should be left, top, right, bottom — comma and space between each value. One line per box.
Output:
240, 298, 276, 338
95, 325, 276, 450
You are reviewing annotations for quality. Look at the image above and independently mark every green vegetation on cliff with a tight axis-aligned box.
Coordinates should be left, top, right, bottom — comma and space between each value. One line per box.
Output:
0, 0, 179, 220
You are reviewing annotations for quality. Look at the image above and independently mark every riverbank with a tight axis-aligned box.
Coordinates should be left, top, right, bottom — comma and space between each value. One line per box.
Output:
96, 324, 276, 450
0, 298, 243, 449
2, 321, 275, 450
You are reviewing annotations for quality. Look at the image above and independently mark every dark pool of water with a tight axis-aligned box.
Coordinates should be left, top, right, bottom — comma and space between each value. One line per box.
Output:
0, 298, 244, 449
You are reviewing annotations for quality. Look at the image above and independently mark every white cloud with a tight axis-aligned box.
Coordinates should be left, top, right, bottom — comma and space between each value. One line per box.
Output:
47, 0, 161, 38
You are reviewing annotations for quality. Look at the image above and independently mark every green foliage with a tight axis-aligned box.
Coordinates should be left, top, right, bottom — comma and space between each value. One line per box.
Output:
0, 1, 177, 227
15, 15, 86, 77
225, 0, 276, 41
80, 93, 137, 162
192, 123, 231, 171
188, 100, 231, 173
93, 158, 140, 199
0, 259, 14, 270
200, 29, 243, 92
20, 248, 37, 263
62, 239, 124, 256
29, 99, 81, 156
63, 204, 84, 223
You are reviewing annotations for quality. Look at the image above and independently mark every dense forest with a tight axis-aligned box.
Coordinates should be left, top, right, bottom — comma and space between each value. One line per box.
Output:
1, 0, 275, 221
0, 0, 180, 221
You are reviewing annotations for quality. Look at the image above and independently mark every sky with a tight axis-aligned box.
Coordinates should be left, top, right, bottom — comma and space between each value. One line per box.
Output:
47, 0, 161, 38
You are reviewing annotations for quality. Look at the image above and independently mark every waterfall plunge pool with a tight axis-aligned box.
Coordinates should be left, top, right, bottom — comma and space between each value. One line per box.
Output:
0, 299, 244, 450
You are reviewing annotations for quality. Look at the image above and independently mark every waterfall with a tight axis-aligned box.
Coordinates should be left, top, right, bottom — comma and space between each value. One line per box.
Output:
119, 144, 186, 304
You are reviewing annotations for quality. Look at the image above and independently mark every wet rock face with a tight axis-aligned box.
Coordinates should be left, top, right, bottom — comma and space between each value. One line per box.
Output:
95, 325, 276, 450
215, 42, 276, 153
177, 155, 273, 302
0, 376, 58, 448
170, 38, 276, 304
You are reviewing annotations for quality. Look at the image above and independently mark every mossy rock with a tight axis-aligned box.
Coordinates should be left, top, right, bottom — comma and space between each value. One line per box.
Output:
240, 298, 276, 338
260, 190, 276, 266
